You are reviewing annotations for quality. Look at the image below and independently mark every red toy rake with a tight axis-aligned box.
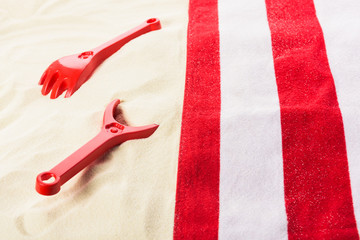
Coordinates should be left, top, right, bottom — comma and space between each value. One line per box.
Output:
39, 18, 161, 99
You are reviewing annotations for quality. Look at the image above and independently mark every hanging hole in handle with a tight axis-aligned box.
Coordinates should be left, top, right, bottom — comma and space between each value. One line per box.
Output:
38, 172, 59, 185
36, 172, 61, 195
41, 173, 56, 183
147, 18, 157, 24
146, 18, 161, 31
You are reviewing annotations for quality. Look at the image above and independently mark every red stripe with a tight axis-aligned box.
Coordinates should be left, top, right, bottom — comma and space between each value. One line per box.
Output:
265, 0, 359, 239
173, 0, 220, 239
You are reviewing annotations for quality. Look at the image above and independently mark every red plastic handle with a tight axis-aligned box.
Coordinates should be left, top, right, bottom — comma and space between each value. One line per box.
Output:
77, 17, 161, 74
92, 18, 161, 61
71, 18, 161, 93
36, 100, 158, 195
36, 131, 115, 195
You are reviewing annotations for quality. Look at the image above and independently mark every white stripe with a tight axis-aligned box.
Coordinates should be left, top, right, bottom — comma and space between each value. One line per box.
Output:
314, 0, 360, 230
218, 1, 288, 239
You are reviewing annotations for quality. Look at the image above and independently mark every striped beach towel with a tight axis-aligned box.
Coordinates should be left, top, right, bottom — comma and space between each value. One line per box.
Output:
176, 0, 360, 239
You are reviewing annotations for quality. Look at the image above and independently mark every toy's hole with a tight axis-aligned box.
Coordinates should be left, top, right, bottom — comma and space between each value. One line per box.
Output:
147, 18, 157, 24
78, 51, 93, 59
105, 122, 125, 132
40, 172, 57, 184
110, 128, 118, 133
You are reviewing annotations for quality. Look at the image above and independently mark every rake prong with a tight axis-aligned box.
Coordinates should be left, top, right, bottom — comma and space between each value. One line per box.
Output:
50, 78, 67, 99
64, 89, 74, 98
41, 71, 59, 96
39, 69, 48, 85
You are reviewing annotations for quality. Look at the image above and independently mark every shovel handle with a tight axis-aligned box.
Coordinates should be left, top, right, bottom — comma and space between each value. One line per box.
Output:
36, 131, 115, 196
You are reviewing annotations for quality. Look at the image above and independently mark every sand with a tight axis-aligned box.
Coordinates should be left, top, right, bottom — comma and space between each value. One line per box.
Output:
0, 0, 188, 238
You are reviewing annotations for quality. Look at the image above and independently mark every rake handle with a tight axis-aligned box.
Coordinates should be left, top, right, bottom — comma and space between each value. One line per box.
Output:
92, 18, 161, 65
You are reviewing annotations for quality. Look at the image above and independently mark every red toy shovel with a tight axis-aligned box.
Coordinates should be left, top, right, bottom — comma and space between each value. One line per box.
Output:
36, 99, 158, 195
